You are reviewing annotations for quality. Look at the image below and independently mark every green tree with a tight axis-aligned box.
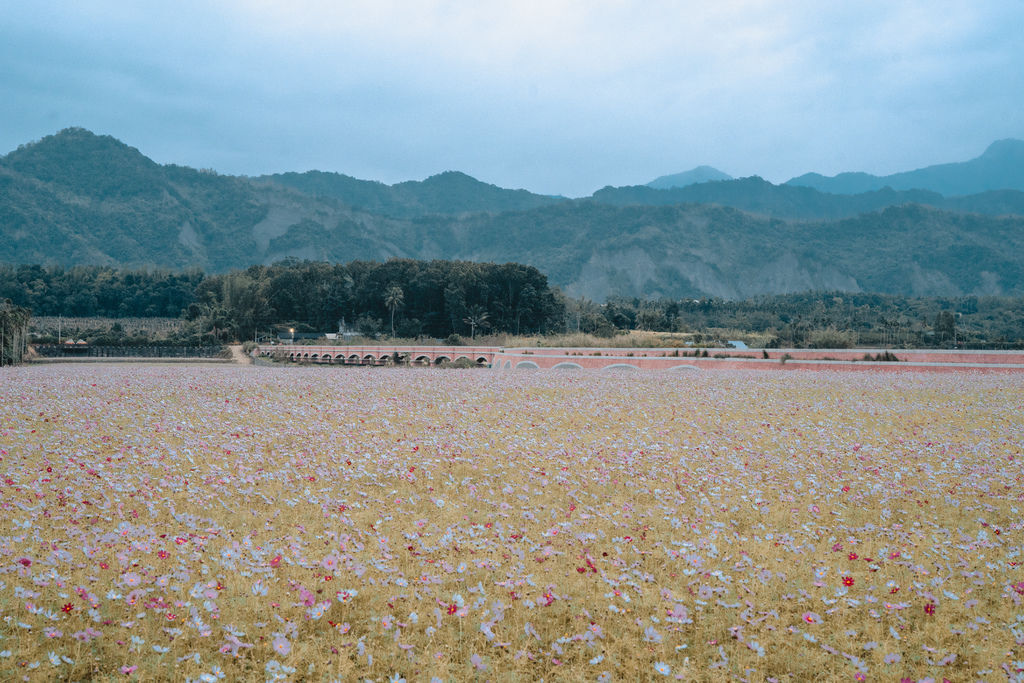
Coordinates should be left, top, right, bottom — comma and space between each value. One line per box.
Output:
384, 284, 404, 338
0, 300, 31, 366
463, 306, 489, 340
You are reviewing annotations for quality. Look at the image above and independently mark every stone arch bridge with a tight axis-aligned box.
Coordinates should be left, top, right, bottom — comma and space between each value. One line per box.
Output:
261, 345, 496, 367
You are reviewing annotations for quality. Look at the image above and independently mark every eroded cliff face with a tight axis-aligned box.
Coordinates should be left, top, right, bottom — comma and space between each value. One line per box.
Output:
565, 248, 864, 300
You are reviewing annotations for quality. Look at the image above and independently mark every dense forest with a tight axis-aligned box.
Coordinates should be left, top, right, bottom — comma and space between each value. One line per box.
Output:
2, 261, 1023, 349
0, 260, 563, 343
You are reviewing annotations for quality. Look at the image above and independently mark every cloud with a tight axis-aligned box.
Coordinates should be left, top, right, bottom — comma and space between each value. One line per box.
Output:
1, 1, 1021, 195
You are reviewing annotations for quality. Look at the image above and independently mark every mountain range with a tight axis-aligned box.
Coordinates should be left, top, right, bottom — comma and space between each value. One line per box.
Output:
1, 127, 1023, 300
785, 139, 1024, 195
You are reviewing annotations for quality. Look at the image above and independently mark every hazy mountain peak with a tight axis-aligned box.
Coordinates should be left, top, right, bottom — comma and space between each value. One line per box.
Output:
646, 165, 732, 189
981, 138, 1024, 159
409, 170, 485, 188
1, 127, 165, 199
786, 139, 1024, 196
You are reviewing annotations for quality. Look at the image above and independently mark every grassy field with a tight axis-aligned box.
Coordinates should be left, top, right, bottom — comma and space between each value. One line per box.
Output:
0, 365, 1021, 681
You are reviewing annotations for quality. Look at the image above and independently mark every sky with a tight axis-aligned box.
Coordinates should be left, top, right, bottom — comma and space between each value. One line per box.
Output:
2, 1, 1022, 197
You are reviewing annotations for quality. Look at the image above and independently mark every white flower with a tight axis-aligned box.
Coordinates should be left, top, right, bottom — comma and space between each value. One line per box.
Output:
654, 661, 671, 676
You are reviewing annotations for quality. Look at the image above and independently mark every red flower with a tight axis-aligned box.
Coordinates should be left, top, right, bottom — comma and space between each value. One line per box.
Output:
848, 552, 858, 561
924, 602, 936, 615
269, 555, 282, 568
62, 603, 73, 613
842, 576, 854, 587
157, 550, 169, 559
446, 604, 458, 615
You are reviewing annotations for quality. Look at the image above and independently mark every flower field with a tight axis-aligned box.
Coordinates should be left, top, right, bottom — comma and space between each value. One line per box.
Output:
1, 365, 1022, 681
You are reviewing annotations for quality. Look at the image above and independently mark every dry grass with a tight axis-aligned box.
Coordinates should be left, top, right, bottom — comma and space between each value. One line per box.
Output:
0, 366, 1021, 681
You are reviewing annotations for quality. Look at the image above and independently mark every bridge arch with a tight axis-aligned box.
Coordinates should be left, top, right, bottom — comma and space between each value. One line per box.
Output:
551, 362, 583, 370
504, 360, 511, 369
413, 355, 431, 366
434, 356, 451, 365
515, 360, 540, 370
602, 363, 639, 372
475, 356, 489, 366
668, 364, 700, 372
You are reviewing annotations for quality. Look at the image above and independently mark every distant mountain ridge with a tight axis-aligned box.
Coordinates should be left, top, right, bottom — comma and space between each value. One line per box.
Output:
591, 176, 1024, 221
262, 169, 564, 219
2, 127, 1023, 300
646, 165, 732, 189
786, 139, 1024, 196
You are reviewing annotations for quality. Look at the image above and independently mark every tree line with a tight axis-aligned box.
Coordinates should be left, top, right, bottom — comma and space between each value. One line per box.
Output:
566, 292, 1024, 348
2, 262, 1023, 348
0, 260, 563, 343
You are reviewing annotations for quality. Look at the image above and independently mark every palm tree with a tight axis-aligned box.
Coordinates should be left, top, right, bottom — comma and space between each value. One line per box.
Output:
384, 285, 404, 338
462, 306, 489, 340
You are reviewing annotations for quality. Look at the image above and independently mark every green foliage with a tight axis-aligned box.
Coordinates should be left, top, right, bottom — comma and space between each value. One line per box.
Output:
862, 351, 901, 362
0, 299, 31, 365
574, 291, 1024, 349
807, 326, 857, 349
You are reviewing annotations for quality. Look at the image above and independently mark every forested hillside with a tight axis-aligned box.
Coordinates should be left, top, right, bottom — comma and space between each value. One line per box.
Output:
3, 128, 1024, 300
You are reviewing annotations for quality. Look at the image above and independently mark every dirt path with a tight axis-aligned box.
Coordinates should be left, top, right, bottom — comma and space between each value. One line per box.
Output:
228, 345, 253, 364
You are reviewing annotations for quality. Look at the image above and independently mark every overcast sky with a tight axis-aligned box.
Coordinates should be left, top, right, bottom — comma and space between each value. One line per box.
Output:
2, 1, 1022, 196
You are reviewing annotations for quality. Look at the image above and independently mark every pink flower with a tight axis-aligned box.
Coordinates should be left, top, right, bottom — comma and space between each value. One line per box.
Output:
121, 665, 138, 675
